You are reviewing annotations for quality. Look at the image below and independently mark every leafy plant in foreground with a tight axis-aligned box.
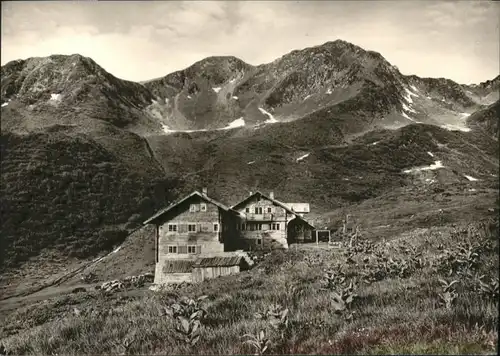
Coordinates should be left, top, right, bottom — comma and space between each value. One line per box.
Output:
438, 279, 459, 309
242, 330, 271, 355
164, 295, 208, 346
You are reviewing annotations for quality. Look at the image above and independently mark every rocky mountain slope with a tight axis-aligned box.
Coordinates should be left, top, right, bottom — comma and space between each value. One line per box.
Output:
467, 99, 499, 139
1, 40, 498, 293
142, 40, 497, 133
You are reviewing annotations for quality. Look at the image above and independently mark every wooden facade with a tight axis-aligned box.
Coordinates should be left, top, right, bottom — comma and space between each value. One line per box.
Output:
144, 189, 314, 285
231, 191, 315, 250
144, 190, 241, 284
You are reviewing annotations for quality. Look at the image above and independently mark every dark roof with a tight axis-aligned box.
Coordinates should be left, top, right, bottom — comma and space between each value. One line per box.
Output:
232, 191, 316, 229
162, 260, 194, 273
143, 191, 241, 225
194, 256, 245, 268
294, 217, 316, 230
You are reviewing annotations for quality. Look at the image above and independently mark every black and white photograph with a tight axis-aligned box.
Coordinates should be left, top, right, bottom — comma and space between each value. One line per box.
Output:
0, 0, 498, 354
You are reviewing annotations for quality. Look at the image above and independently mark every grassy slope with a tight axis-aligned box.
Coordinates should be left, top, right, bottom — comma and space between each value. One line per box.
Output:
148, 122, 498, 211
1, 212, 497, 355
0, 130, 179, 289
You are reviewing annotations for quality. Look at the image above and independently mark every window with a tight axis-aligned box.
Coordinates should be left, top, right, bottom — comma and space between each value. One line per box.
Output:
189, 204, 198, 212
168, 224, 177, 232
241, 223, 246, 231
257, 223, 263, 231
245, 208, 250, 213
255, 207, 262, 214
188, 224, 196, 232
214, 223, 219, 232
272, 223, 280, 230
267, 207, 272, 213
188, 245, 197, 254
178, 245, 187, 254
257, 239, 262, 245
168, 245, 177, 253
200, 203, 207, 212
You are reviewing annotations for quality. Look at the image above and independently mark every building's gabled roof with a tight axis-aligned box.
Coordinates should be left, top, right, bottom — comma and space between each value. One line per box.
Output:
231, 191, 316, 229
143, 191, 241, 225
275, 201, 310, 213
297, 218, 316, 230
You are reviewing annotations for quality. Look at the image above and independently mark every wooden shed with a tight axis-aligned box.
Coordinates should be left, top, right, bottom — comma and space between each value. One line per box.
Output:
159, 260, 195, 284
192, 256, 249, 283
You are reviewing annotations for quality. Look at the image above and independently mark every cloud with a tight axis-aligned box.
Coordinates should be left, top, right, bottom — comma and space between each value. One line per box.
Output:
1, 1, 498, 83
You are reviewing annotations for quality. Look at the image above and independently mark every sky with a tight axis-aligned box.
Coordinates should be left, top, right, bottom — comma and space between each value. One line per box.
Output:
1, 0, 499, 84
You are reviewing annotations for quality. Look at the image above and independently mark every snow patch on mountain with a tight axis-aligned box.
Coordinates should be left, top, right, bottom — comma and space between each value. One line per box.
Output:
212, 87, 222, 93
464, 175, 479, 181
402, 103, 417, 113
247, 161, 255, 165
296, 153, 310, 162
232, 96, 238, 100
440, 124, 471, 132
1, 102, 8, 107
259, 107, 278, 123
404, 87, 419, 103
410, 85, 419, 93
304, 95, 311, 100
401, 111, 419, 123
427, 152, 434, 157
50, 93, 62, 101
326, 88, 332, 94
403, 160, 444, 174
161, 118, 245, 134
222, 118, 245, 130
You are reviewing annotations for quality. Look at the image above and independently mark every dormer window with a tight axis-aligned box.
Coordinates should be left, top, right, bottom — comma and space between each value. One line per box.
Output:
200, 203, 207, 212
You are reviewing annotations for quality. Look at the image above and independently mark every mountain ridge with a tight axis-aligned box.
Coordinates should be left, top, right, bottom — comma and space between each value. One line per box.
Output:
3, 40, 497, 134
1, 39, 498, 295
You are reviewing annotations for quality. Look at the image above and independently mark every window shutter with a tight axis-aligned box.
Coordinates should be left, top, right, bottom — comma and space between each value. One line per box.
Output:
178, 245, 187, 254
196, 245, 201, 254
198, 223, 202, 232
179, 224, 187, 233
202, 223, 209, 232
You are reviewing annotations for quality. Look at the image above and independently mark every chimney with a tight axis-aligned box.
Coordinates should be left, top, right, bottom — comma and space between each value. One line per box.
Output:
202, 187, 207, 195
269, 191, 274, 199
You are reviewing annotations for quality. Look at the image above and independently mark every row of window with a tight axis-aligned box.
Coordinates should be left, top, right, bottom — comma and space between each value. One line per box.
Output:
166, 223, 219, 232
167, 245, 201, 254
190, 203, 207, 212
236, 223, 280, 231
165, 222, 281, 233
245, 207, 273, 214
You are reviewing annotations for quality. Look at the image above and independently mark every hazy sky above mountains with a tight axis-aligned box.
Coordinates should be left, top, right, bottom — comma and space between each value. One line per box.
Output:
1, 1, 498, 84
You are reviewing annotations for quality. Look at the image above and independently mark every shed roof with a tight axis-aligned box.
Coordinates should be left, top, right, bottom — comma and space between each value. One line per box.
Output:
162, 260, 195, 273
143, 191, 241, 225
194, 256, 245, 268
